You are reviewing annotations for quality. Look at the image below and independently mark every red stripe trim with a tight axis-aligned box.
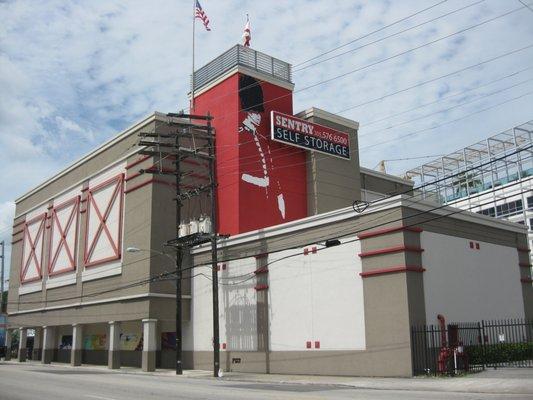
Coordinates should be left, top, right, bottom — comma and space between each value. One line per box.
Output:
254, 267, 269, 275
520, 278, 533, 283
81, 187, 89, 192
11, 238, 23, 245
145, 167, 174, 174
12, 220, 25, 229
124, 179, 155, 194
11, 229, 23, 237
125, 171, 143, 182
360, 265, 426, 278
254, 284, 269, 291
519, 263, 532, 268
254, 253, 268, 259
126, 155, 150, 170
517, 247, 530, 253
80, 209, 87, 214
124, 178, 177, 194
357, 226, 423, 240
359, 245, 424, 258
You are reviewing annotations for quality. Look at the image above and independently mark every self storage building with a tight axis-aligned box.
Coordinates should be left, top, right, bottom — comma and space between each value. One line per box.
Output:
5, 46, 533, 376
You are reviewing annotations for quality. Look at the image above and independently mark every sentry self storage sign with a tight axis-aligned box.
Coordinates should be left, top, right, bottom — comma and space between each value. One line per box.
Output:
270, 111, 350, 160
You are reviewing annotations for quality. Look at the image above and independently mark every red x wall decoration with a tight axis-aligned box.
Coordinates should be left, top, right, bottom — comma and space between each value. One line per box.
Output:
48, 196, 80, 276
20, 212, 47, 283
84, 174, 124, 267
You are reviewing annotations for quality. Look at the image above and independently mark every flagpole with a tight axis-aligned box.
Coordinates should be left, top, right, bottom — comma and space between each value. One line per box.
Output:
191, 0, 196, 111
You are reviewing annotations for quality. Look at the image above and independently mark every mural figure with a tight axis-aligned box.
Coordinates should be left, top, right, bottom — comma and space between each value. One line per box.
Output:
238, 75, 286, 219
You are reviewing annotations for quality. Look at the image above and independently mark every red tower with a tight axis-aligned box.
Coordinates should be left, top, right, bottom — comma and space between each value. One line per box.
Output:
193, 45, 307, 235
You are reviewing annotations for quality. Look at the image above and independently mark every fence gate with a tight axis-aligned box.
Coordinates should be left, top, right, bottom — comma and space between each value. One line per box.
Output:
411, 319, 533, 376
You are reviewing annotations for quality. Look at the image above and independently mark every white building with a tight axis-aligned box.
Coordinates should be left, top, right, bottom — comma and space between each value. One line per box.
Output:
405, 121, 533, 266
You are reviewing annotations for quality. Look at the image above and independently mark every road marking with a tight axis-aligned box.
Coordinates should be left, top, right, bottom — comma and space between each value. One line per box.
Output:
85, 395, 119, 400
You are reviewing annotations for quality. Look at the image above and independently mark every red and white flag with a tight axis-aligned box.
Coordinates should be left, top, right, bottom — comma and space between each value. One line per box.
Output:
195, 0, 211, 31
242, 16, 251, 47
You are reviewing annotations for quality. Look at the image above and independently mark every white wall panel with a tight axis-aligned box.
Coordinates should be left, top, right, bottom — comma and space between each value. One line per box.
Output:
269, 238, 366, 351
220, 257, 257, 351
189, 264, 215, 351
421, 232, 525, 323
189, 257, 257, 352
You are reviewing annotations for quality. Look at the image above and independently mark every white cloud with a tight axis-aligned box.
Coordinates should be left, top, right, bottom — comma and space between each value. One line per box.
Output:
0, 0, 532, 271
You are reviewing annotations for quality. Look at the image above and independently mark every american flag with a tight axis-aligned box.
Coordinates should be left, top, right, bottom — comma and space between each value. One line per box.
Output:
195, 0, 211, 31
242, 17, 251, 47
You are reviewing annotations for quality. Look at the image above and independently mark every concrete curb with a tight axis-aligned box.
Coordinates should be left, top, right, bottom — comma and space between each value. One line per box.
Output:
3, 360, 532, 395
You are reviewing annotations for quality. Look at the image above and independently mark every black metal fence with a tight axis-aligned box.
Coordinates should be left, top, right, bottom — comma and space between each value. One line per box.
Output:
411, 319, 533, 376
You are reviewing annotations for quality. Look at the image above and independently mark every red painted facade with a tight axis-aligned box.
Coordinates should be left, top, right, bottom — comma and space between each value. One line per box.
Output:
193, 72, 307, 235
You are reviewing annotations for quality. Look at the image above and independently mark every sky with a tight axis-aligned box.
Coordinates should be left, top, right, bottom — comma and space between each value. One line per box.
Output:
0, 0, 532, 279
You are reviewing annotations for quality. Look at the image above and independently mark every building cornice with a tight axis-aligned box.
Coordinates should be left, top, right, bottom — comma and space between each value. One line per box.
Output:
15, 112, 163, 204
8, 292, 189, 317
360, 166, 414, 186
192, 195, 526, 254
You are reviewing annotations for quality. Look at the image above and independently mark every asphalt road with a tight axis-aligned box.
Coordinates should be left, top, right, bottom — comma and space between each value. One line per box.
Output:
0, 363, 532, 400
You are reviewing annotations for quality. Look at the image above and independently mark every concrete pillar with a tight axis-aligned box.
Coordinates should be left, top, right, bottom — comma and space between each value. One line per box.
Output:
18, 328, 27, 362
142, 319, 157, 372
71, 324, 83, 366
33, 327, 42, 361
4, 329, 12, 361
42, 326, 55, 364
108, 321, 121, 369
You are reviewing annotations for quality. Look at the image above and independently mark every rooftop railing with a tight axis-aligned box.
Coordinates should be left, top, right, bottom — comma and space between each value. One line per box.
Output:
192, 45, 292, 92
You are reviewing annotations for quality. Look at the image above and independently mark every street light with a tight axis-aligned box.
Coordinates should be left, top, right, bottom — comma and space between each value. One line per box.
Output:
126, 246, 175, 263
126, 245, 183, 375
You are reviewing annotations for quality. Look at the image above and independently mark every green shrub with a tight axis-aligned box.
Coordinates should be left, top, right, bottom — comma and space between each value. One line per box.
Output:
465, 342, 533, 365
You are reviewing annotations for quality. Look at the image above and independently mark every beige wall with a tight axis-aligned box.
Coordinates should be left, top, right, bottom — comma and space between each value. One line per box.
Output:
296, 108, 361, 215
361, 169, 414, 196
8, 116, 160, 327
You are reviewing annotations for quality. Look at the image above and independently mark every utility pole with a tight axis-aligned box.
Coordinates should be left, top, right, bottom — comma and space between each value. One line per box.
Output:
207, 114, 220, 377
174, 130, 183, 375
137, 112, 217, 376
0, 240, 5, 314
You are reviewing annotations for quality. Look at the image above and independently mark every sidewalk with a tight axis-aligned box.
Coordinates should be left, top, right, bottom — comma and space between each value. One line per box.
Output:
220, 368, 533, 395
3, 360, 533, 395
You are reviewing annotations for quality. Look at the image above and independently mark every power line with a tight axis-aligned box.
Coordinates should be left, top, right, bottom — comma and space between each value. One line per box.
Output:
360, 77, 533, 137
10, 145, 531, 305
335, 44, 533, 115
172, 1, 453, 114
294, 0, 484, 72
293, 0, 451, 68
206, 185, 533, 287
360, 90, 533, 150
518, 0, 533, 13
361, 66, 533, 127
187, 7, 528, 131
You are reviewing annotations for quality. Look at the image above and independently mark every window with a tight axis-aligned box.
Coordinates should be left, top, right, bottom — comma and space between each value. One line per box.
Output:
496, 200, 523, 217
528, 196, 533, 209
478, 207, 495, 217
530, 218, 533, 231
